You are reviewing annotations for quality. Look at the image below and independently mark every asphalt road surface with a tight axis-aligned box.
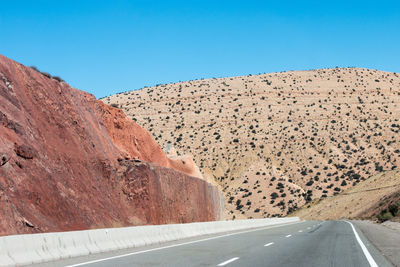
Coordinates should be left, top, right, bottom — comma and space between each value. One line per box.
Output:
36, 220, 393, 267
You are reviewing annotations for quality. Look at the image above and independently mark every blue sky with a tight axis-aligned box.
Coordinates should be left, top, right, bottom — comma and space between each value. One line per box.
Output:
1, 0, 399, 98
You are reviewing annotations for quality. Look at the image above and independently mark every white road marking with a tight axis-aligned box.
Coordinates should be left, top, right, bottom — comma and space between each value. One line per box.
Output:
344, 221, 378, 267
285, 234, 292, 238
298, 230, 303, 232
217, 257, 239, 266
307, 227, 311, 229
264, 242, 274, 247
66, 221, 305, 267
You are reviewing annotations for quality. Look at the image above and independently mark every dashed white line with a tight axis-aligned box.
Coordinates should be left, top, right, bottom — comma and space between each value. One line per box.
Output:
285, 234, 292, 238
344, 221, 378, 267
66, 221, 304, 267
264, 242, 274, 247
298, 230, 303, 232
307, 227, 311, 229
217, 257, 239, 266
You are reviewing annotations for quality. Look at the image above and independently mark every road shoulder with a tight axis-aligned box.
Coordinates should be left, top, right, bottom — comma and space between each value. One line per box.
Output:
352, 220, 400, 266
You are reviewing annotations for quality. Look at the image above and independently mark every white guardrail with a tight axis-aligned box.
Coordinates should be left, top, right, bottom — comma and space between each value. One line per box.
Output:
0, 217, 299, 266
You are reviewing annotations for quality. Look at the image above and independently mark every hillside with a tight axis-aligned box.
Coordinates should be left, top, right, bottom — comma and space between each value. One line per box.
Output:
292, 169, 400, 221
103, 68, 400, 219
0, 55, 222, 236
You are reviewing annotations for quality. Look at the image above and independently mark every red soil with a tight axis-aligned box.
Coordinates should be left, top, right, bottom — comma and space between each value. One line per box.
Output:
0, 55, 221, 236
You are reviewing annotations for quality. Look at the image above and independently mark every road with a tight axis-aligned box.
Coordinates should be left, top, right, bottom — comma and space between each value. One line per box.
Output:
35, 220, 393, 267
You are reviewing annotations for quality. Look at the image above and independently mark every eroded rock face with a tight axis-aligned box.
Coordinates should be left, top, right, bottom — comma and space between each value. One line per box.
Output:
119, 160, 221, 225
0, 55, 222, 236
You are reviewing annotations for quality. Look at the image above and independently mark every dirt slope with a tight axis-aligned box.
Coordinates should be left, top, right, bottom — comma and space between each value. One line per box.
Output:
0, 55, 222, 236
292, 169, 400, 220
103, 68, 400, 219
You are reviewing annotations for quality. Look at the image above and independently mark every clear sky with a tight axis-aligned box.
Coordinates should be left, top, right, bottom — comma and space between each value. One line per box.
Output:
1, 0, 399, 98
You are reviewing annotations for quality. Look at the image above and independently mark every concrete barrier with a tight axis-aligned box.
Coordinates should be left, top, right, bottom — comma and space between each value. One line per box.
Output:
0, 217, 299, 266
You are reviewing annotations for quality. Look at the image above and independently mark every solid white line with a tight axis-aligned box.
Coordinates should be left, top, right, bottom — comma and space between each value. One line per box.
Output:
217, 257, 239, 266
66, 221, 305, 267
285, 234, 292, 238
344, 221, 378, 267
264, 242, 274, 247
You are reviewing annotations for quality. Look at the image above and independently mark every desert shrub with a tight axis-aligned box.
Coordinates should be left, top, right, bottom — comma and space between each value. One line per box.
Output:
52, 76, 64, 82
270, 192, 278, 199
388, 202, 400, 216
375, 163, 383, 172
29, 66, 39, 72
377, 211, 393, 222
235, 199, 243, 210
29, 66, 65, 82
41, 72, 52, 78
305, 180, 314, 186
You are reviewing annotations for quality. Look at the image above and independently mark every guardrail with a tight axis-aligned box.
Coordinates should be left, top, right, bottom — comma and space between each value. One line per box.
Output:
0, 217, 299, 266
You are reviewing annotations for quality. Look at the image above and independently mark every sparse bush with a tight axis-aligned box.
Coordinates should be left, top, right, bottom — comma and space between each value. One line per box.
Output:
270, 192, 278, 199
377, 211, 393, 222
388, 202, 400, 216
41, 72, 52, 78
52, 76, 64, 82
29, 66, 39, 72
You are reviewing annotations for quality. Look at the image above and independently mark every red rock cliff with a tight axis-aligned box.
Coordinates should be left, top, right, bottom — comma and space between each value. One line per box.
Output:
0, 55, 222, 236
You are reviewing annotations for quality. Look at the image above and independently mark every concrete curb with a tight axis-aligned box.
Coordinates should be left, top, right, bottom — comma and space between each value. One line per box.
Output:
0, 217, 299, 266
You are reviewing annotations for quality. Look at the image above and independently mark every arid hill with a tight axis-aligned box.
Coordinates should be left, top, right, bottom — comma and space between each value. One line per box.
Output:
103, 68, 400, 219
0, 55, 222, 236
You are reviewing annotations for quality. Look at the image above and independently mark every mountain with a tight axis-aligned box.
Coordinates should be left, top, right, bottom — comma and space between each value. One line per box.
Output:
103, 68, 400, 219
0, 55, 222, 236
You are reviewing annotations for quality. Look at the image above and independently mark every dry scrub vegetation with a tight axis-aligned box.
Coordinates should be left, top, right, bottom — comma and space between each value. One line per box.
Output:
292, 169, 400, 221
102, 68, 400, 219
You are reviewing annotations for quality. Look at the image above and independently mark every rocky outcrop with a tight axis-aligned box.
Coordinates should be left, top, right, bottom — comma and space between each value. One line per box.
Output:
0, 55, 222, 236
98, 101, 204, 179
